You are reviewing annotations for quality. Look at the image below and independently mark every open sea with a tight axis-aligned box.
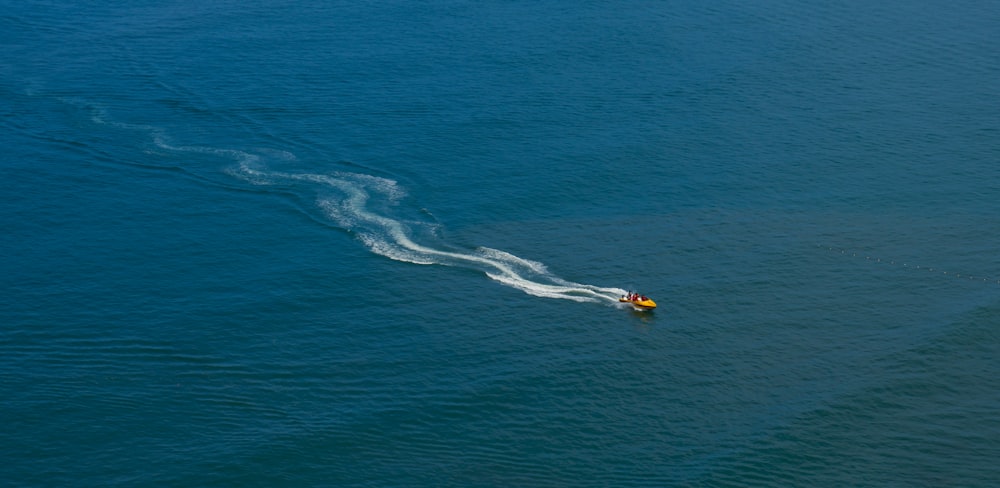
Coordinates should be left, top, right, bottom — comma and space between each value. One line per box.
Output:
2, 1, 999, 486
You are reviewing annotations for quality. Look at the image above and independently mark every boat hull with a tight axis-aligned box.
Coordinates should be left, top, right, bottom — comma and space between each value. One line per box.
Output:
619, 298, 656, 310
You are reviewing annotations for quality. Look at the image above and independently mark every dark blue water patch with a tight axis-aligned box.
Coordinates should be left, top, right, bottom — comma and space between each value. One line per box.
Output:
703, 303, 1000, 486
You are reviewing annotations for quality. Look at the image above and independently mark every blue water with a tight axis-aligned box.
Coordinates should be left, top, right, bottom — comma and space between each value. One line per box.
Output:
3, 1, 999, 486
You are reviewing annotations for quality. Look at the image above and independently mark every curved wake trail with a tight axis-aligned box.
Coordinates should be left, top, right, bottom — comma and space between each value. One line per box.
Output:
83, 103, 626, 305
232, 161, 626, 305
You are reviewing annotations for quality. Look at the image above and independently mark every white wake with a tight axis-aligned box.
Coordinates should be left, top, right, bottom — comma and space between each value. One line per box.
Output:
84, 102, 627, 305
231, 160, 626, 304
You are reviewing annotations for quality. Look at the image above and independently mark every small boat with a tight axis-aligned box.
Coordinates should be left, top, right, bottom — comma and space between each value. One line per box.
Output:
619, 292, 656, 310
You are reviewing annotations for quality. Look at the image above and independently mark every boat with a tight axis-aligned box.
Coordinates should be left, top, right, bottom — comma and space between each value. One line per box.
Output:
619, 292, 656, 310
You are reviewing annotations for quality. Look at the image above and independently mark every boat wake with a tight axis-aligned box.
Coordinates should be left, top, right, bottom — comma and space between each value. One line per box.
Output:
231, 162, 626, 304
83, 103, 627, 305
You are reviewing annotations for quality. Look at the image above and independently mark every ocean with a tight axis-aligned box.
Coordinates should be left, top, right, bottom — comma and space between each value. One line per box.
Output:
2, 1, 999, 486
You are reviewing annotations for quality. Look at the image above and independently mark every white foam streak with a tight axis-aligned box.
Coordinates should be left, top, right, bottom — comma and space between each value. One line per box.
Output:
485, 273, 597, 302
83, 105, 625, 305
230, 158, 627, 304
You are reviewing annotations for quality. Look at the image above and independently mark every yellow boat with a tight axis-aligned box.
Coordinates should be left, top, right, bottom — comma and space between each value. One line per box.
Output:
619, 293, 656, 310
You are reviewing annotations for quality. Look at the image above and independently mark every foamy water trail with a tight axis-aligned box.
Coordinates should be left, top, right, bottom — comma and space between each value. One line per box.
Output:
238, 161, 627, 304
84, 103, 627, 305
